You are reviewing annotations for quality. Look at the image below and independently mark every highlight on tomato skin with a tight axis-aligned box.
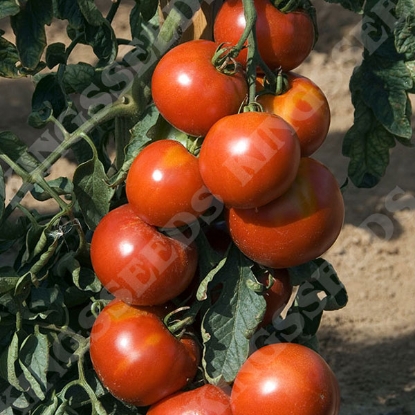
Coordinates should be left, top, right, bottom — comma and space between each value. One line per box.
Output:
126, 139, 214, 228
230, 342, 340, 415
89, 299, 200, 407
147, 384, 233, 415
198, 111, 301, 209
226, 157, 345, 269
213, 0, 315, 72
257, 72, 331, 157
90, 203, 198, 306
151, 39, 248, 137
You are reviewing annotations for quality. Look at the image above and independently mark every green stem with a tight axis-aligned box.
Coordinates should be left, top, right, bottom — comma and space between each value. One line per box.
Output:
1, 0, 197, 223
1, 95, 139, 225
234, 0, 257, 56
106, 0, 121, 23
241, 0, 281, 106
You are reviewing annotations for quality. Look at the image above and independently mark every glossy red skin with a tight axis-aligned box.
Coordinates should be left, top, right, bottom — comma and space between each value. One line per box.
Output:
227, 157, 344, 268
198, 111, 301, 209
90, 299, 200, 407
214, 0, 315, 71
90, 204, 198, 305
147, 384, 233, 415
231, 342, 340, 415
126, 139, 213, 228
258, 72, 331, 156
260, 268, 293, 327
151, 39, 248, 137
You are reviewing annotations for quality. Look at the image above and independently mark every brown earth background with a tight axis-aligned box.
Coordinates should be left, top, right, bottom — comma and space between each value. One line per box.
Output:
0, 1, 414, 414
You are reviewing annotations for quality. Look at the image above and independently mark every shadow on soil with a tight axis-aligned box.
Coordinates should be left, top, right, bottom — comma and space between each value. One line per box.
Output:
318, 326, 415, 415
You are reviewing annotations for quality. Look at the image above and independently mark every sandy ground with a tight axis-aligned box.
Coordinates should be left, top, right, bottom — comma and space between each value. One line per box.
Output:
0, 1, 414, 414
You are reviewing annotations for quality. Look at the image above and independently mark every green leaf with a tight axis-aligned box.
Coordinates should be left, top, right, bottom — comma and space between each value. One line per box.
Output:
73, 155, 114, 230
0, 131, 40, 173
29, 73, 69, 128
141, 0, 159, 21
10, 0, 53, 70
266, 258, 348, 347
62, 62, 95, 94
84, 19, 118, 65
405, 60, 415, 92
0, 273, 20, 295
31, 177, 73, 202
357, 51, 413, 139
342, 33, 414, 189
56, 253, 101, 293
0, 330, 25, 392
18, 330, 49, 400
0, 1, 20, 19
311, 259, 348, 311
342, 90, 397, 188
77, 0, 105, 26
54, 0, 84, 28
45, 42, 66, 69
322, 0, 364, 13
395, 0, 415, 60
0, 35, 22, 78
202, 246, 266, 384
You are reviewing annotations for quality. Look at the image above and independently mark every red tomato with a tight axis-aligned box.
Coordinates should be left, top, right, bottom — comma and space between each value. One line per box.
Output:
90, 204, 197, 305
151, 39, 248, 137
260, 268, 293, 327
147, 384, 233, 415
126, 139, 213, 228
257, 72, 331, 156
90, 299, 200, 407
214, 0, 315, 72
198, 111, 300, 209
231, 342, 340, 415
227, 157, 344, 268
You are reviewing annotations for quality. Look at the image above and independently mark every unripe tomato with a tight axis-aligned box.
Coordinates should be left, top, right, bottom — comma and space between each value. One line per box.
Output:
257, 72, 331, 156
227, 157, 344, 268
126, 139, 213, 228
90, 204, 197, 305
198, 111, 301, 209
147, 384, 233, 415
151, 39, 248, 137
214, 0, 315, 71
231, 342, 340, 415
90, 299, 200, 407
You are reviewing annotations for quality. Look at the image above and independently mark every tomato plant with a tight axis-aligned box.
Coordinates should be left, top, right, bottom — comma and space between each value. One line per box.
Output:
126, 139, 213, 228
199, 111, 301, 208
0, 0, 413, 413
90, 203, 198, 305
90, 299, 200, 407
147, 384, 232, 415
214, 0, 316, 71
227, 157, 345, 268
230, 342, 340, 415
257, 72, 331, 156
151, 39, 248, 137
259, 268, 293, 327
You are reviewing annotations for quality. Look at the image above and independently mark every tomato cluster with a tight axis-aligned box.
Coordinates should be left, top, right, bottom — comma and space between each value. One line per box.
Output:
88, 0, 343, 412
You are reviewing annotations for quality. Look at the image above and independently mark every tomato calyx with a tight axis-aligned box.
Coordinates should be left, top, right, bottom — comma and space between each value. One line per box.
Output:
211, 43, 244, 75
164, 306, 198, 338
257, 70, 290, 97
